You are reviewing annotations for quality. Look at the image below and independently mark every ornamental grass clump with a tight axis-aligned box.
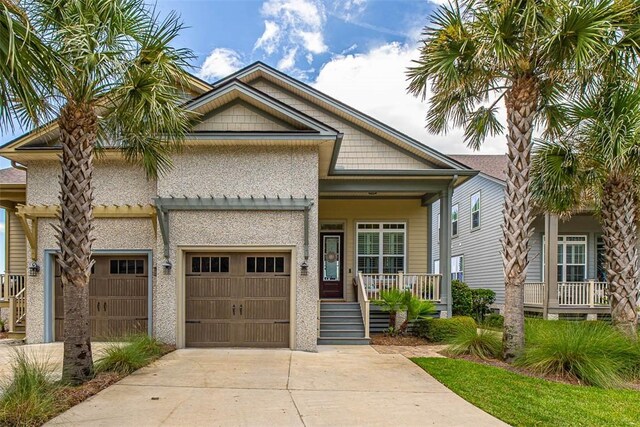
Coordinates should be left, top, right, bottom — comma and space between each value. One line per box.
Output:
516, 320, 640, 388
0, 350, 61, 427
447, 323, 502, 360
94, 335, 166, 375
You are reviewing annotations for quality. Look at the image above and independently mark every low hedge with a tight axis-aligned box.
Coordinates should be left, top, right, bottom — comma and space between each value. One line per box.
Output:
414, 316, 477, 342
483, 313, 504, 329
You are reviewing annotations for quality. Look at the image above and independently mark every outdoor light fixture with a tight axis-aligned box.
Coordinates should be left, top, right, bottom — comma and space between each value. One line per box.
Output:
300, 260, 309, 276
161, 258, 172, 273
28, 261, 40, 277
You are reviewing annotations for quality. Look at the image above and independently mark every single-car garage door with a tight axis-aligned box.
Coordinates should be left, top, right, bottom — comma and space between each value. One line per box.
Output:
55, 255, 149, 340
185, 252, 290, 348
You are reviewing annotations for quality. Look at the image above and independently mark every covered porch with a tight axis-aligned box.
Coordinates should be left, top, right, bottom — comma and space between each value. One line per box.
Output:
524, 212, 611, 320
316, 176, 466, 339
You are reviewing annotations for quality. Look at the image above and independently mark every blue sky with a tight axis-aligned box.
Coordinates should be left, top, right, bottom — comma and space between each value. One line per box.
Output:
0, 0, 507, 272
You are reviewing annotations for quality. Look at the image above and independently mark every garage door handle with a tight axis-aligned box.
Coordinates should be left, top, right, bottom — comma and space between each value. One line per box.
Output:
186, 320, 201, 324
239, 304, 243, 315
97, 302, 100, 312
274, 321, 290, 324
104, 302, 107, 312
232, 304, 236, 315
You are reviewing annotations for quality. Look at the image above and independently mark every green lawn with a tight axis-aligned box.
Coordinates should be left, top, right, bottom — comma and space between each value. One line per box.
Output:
412, 358, 640, 427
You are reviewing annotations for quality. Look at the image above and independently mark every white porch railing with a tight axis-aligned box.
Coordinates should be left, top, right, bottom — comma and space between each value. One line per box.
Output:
524, 281, 609, 307
355, 273, 370, 339
361, 272, 441, 301
524, 281, 545, 306
8, 287, 26, 333
0, 273, 26, 301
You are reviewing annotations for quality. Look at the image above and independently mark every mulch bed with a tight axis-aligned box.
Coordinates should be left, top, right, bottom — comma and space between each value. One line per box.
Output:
370, 334, 437, 346
46, 344, 175, 423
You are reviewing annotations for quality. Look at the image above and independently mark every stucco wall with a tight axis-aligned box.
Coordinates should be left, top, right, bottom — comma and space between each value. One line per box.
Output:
25, 217, 156, 343
155, 145, 319, 351
26, 159, 156, 206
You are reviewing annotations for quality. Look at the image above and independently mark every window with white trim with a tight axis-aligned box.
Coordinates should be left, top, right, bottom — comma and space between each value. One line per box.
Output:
452, 256, 464, 281
432, 257, 464, 281
357, 223, 406, 274
452, 204, 459, 237
542, 235, 587, 282
471, 192, 480, 229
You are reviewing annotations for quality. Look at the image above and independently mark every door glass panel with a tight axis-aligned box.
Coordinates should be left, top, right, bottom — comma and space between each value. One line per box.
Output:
323, 236, 340, 281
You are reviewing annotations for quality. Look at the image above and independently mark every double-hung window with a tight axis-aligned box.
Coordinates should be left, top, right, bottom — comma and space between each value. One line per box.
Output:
432, 256, 464, 281
357, 223, 406, 274
451, 204, 459, 237
471, 192, 480, 230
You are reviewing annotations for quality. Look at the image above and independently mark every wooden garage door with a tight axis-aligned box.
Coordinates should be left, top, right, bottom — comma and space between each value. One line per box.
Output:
185, 252, 290, 348
55, 255, 148, 340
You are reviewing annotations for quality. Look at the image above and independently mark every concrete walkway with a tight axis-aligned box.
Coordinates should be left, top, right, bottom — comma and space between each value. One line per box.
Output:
42, 345, 506, 427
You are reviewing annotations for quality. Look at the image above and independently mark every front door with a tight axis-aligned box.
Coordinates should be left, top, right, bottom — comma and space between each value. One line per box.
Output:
320, 233, 344, 299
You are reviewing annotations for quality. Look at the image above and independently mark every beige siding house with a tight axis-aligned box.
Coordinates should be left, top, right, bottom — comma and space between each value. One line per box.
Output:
0, 63, 476, 348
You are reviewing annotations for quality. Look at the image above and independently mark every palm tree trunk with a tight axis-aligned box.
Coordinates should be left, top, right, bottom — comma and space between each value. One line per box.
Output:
502, 76, 538, 362
601, 175, 639, 338
57, 101, 97, 384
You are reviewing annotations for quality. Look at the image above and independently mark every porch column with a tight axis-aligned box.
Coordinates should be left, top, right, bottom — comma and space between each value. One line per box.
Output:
543, 213, 559, 319
439, 187, 453, 318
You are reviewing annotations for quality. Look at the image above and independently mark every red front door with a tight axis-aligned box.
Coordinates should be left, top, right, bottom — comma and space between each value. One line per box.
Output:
320, 233, 344, 299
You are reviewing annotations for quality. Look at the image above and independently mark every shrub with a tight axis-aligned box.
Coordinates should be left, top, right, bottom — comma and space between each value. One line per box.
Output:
399, 297, 436, 333
414, 316, 477, 342
516, 320, 640, 388
373, 289, 411, 332
483, 313, 504, 329
452, 280, 472, 316
447, 324, 502, 359
471, 288, 496, 322
94, 334, 166, 375
0, 350, 61, 427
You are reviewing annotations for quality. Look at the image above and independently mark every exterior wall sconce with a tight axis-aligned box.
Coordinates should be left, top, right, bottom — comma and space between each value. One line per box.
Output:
161, 259, 172, 274
300, 260, 308, 276
28, 261, 40, 277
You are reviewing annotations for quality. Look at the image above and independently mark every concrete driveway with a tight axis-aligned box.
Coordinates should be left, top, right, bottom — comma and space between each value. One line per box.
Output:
46, 346, 507, 427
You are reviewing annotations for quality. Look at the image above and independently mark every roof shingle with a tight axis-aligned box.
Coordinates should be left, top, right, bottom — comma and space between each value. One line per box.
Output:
449, 155, 507, 182
0, 167, 26, 185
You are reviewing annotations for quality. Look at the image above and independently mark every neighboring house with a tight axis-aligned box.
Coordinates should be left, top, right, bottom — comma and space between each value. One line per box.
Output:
431, 154, 615, 320
0, 62, 477, 348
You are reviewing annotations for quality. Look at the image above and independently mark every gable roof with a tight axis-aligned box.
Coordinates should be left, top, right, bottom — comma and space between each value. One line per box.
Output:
450, 155, 507, 182
184, 78, 339, 137
212, 62, 473, 174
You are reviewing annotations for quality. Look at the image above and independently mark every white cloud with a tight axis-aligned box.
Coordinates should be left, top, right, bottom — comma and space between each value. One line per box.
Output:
198, 48, 244, 81
256, 0, 328, 71
278, 47, 298, 71
312, 42, 507, 155
254, 20, 281, 55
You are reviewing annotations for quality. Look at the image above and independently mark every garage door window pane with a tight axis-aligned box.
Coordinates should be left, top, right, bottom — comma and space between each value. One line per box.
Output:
127, 260, 136, 274
136, 260, 144, 274
220, 257, 229, 273
119, 260, 127, 273
276, 257, 284, 272
201, 256, 211, 273
247, 257, 255, 273
110, 260, 118, 274
192, 257, 201, 273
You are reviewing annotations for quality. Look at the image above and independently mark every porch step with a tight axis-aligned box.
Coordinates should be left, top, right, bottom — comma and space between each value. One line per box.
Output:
317, 337, 371, 345
318, 302, 369, 345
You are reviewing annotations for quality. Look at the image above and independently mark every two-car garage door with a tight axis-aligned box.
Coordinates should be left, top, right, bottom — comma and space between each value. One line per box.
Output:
185, 252, 291, 348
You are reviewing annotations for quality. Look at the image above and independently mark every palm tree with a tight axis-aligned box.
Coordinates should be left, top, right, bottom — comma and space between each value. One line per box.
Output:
374, 289, 412, 332
0, 0, 56, 130
532, 80, 640, 338
26, 0, 194, 384
398, 297, 436, 333
407, 0, 635, 361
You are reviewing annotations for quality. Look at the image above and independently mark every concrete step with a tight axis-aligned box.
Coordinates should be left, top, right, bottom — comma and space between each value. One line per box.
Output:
319, 330, 366, 338
319, 322, 365, 331
7, 331, 25, 340
317, 337, 370, 345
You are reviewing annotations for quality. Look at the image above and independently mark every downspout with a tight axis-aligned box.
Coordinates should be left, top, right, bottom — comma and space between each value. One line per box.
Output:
446, 174, 458, 318
11, 161, 27, 171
